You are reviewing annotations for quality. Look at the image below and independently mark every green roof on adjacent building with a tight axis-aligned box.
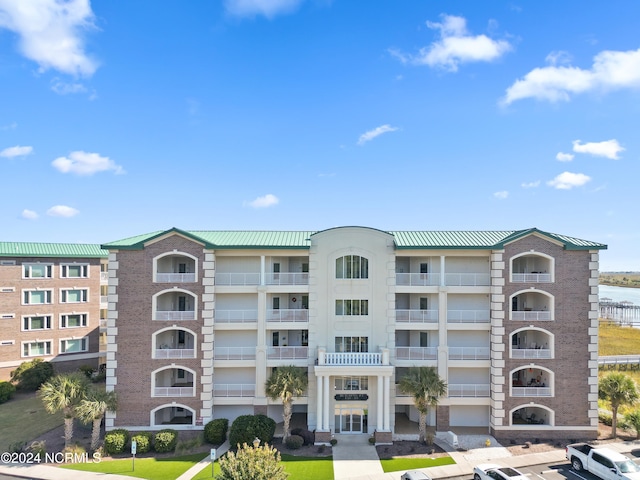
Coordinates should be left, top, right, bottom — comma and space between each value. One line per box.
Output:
102, 227, 606, 251
0, 242, 108, 258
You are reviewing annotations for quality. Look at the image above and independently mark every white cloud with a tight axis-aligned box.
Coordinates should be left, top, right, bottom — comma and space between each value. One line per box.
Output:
392, 14, 511, 72
357, 124, 398, 145
51, 78, 87, 95
52, 151, 125, 175
0, 0, 98, 76
246, 194, 279, 208
572, 139, 624, 159
0, 145, 33, 158
224, 0, 303, 18
493, 190, 509, 199
521, 181, 540, 188
556, 152, 574, 162
547, 172, 591, 190
545, 50, 572, 66
47, 205, 79, 217
21, 209, 38, 220
502, 48, 640, 104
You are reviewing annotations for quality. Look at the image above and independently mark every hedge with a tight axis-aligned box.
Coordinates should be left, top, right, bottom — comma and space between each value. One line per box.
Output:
204, 418, 229, 445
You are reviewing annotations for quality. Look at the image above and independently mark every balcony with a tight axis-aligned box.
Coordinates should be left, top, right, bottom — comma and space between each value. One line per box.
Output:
512, 273, 552, 283
153, 368, 195, 397
215, 273, 260, 286
511, 254, 552, 283
214, 347, 256, 360
321, 352, 382, 366
154, 386, 194, 397
155, 348, 195, 359
512, 386, 552, 397
511, 310, 552, 321
396, 309, 438, 324
396, 347, 437, 360
157, 273, 196, 283
100, 272, 108, 282
155, 254, 197, 283
448, 383, 490, 397
444, 273, 490, 286
267, 309, 309, 323
215, 310, 258, 324
448, 347, 490, 360
267, 346, 308, 360
155, 310, 195, 321
265, 273, 309, 286
396, 273, 439, 287
213, 384, 256, 397
100, 295, 108, 305
447, 310, 490, 323
99, 319, 107, 329
154, 291, 196, 321
511, 348, 551, 359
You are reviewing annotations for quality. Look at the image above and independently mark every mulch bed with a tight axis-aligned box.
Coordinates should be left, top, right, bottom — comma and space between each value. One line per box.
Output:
376, 441, 448, 459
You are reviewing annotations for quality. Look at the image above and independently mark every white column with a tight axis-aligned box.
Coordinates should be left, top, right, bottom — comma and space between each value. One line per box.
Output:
316, 375, 323, 430
260, 255, 265, 285
377, 375, 383, 431
440, 255, 446, 286
323, 375, 330, 430
383, 376, 390, 431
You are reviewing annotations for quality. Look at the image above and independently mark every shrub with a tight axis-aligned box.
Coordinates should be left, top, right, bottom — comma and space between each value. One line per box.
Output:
291, 427, 314, 445
62, 444, 86, 457
130, 432, 152, 454
217, 443, 287, 480
204, 418, 229, 445
8, 441, 26, 453
29, 441, 47, 456
0, 381, 16, 403
330, 438, 337, 446
368, 437, 376, 444
229, 415, 276, 448
599, 411, 613, 426
285, 435, 303, 449
78, 365, 95, 379
10, 359, 54, 391
154, 429, 178, 453
104, 429, 130, 455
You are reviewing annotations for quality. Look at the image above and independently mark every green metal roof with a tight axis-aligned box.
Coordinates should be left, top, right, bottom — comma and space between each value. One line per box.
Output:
102, 227, 606, 251
0, 242, 108, 258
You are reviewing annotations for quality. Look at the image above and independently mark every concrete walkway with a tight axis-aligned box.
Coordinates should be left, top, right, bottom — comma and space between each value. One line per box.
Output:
332, 434, 384, 480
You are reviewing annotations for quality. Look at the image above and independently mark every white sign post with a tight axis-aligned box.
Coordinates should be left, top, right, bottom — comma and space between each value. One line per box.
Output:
210, 448, 216, 477
131, 440, 137, 471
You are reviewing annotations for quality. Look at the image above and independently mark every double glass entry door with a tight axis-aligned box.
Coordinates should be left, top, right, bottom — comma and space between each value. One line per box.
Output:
335, 406, 367, 434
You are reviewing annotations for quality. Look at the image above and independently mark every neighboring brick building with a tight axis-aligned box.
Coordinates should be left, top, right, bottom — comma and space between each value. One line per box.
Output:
0, 242, 108, 381
102, 226, 606, 441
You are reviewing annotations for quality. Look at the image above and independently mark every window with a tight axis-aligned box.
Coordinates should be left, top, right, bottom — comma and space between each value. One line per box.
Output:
420, 263, 428, 274
60, 314, 88, 328
420, 332, 428, 347
23, 290, 52, 304
61, 264, 88, 278
335, 336, 368, 353
335, 376, 369, 391
60, 337, 88, 354
23, 264, 52, 279
60, 289, 88, 303
23, 315, 52, 331
336, 255, 369, 279
335, 299, 369, 316
23, 341, 52, 357
273, 297, 280, 310
419, 297, 428, 310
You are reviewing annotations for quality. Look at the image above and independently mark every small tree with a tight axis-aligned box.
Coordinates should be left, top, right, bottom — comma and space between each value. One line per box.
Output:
11, 359, 54, 391
599, 372, 639, 438
624, 409, 640, 439
76, 387, 118, 451
265, 366, 308, 442
216, 442, 288, 480
399, 366, 447, 443
39, 373, 89, 448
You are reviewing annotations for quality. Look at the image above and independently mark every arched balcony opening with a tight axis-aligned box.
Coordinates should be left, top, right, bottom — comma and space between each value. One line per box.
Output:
511, 366, 553, 397
510, 252, 554, 283
152, 366, 195, 397
151, 404, 195, 427
510, 290, 553, 321
510, 327, 553, 359
153, 289, 197, 321
153, 327, 197, 359
511, 405, 554, 426
154, 252, 198, 283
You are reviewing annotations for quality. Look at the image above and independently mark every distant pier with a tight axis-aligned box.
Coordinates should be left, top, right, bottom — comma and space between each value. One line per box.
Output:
599, 298, 640, 325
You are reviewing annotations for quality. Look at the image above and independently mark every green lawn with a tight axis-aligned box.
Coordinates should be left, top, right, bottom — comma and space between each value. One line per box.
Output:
61, 452, 207, 480
380, 455, 455, 473
0, 392, 63, 452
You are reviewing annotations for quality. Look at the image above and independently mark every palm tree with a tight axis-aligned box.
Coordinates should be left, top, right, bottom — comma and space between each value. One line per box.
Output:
265, 365, 308, 441
599, 372, 639, 438
398, 366, 447, 443
76, 387, 118, 451
39, 373, 90, 448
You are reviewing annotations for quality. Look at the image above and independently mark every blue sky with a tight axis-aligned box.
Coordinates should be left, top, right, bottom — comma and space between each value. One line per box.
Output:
0, 0, 638, 270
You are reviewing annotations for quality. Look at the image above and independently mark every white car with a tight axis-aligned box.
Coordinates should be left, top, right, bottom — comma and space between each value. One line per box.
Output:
401, 471, 431, 480
473, 464, 529, 480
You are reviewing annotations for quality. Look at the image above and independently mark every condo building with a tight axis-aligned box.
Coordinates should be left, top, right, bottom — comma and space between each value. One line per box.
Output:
0, 242, 108, 381
102, 226, 606, 441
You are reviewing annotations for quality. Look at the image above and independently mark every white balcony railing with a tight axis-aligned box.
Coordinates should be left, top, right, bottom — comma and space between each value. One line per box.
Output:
512, 273, 552, 283
445, 273, 491, 286
100, 272, 109, 282
215, 310, 258, 323
322, 352, 382, 366
395, 309, 438, 323
156, 273, 197, 283
155, 348, 196, 359
99, 319, 107, 328
100, 296, 109, 305
155, 310, 195, 321
267, 346, 308, 360
213, 384, 256, 397
396, 347, 437, 360
447, 310, 490, 323
265, 273, 309, 285
448, 383, 491, 397
448, 347, 490, 360
214, 347, 256, 360
511, 311, 552, 321
512, 386, 552, 397
215, 273, 261, 286
395, 273, 440, 286
267, 309, 309, 322
153, 386, 194, 397
511, 348, 552, 359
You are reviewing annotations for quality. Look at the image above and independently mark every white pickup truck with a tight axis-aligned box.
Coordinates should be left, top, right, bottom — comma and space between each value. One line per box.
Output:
565, 443, 640, 480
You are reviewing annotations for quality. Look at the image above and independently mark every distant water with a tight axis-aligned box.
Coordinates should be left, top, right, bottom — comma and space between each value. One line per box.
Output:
599, 285, 640, 305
